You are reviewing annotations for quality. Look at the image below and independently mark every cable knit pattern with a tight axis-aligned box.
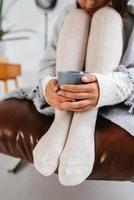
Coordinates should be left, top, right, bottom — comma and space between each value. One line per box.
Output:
40, 3, 134, 114
93, 71, 133, 108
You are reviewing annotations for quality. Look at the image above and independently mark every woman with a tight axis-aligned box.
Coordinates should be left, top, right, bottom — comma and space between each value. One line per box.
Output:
2, 0, 134, 186
33, 0, 134, 186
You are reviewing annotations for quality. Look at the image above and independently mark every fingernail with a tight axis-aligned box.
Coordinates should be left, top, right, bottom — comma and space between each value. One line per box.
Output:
83, 76, 88, 80
54, 87, 58, 91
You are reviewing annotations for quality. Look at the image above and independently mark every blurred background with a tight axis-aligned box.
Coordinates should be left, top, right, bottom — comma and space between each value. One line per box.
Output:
0, 0, 73, 97
0, 0, 134, 200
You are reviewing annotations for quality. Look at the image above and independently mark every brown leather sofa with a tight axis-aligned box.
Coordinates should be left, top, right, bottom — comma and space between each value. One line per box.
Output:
0, 98, 134, 181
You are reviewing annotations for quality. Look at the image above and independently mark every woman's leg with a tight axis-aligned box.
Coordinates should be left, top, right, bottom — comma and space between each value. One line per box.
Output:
59, 6, 123, 186
33, 9, 91, 176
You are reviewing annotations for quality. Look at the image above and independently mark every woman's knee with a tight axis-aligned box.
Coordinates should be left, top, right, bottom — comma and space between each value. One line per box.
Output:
92, 6, 123, 27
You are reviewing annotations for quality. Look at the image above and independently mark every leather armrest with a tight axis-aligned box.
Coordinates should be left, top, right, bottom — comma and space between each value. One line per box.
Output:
0, 98, 134, 181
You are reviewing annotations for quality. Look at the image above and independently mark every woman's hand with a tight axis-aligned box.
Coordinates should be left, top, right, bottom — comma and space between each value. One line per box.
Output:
57, 75, 100, 112
45, 79, 76, 111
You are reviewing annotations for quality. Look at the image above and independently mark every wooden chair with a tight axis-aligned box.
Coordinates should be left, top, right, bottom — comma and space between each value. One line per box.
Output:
0, 63, 21, 93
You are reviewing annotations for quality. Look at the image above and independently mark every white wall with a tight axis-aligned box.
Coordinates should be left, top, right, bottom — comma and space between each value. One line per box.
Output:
0, 0, 74, 95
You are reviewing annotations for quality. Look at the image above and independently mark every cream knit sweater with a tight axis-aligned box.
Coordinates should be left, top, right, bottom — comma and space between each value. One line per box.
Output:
41, 3, 133, 109
2, 2, 134, 136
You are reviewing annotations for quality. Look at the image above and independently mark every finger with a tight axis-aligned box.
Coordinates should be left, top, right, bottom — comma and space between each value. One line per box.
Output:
55, 92, 75, 102
81, 75, 97, 83
49, 79, 59, 92
60, 84, 91, 93
60, 82, 97, 93
70, 104, 93, 112
45, 85, 70, 107
61, 99, 91, 109
57, 95, 75, 102
57, 90, 91, 100
49, 85, 75, 104
52, 99, 74, 111
52, 102, 63, 111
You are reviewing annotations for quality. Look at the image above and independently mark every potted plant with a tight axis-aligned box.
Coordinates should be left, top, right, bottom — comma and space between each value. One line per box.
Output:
0, 0, 36, 61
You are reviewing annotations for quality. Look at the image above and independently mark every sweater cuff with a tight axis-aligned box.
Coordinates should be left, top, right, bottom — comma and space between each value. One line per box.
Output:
92, 73, 117, 108
41, 75, 58, 103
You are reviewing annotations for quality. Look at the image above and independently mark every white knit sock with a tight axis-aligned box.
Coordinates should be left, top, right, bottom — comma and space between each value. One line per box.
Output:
58, 6, 123, 186
33, 9, 90, 176
59, 108, 97, 185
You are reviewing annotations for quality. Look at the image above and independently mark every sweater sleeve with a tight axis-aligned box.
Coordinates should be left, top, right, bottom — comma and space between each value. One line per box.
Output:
94, 20, 134, 110
117, 64, 134, 113
37, 25, 58, 104
41, 75, 58, 104
92, 67, 133, 109
37, 5, 134, 110
37, 5, 75, 103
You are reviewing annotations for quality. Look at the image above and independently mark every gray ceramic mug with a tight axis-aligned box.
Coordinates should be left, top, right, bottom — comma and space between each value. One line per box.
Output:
57, 71, 91, 86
